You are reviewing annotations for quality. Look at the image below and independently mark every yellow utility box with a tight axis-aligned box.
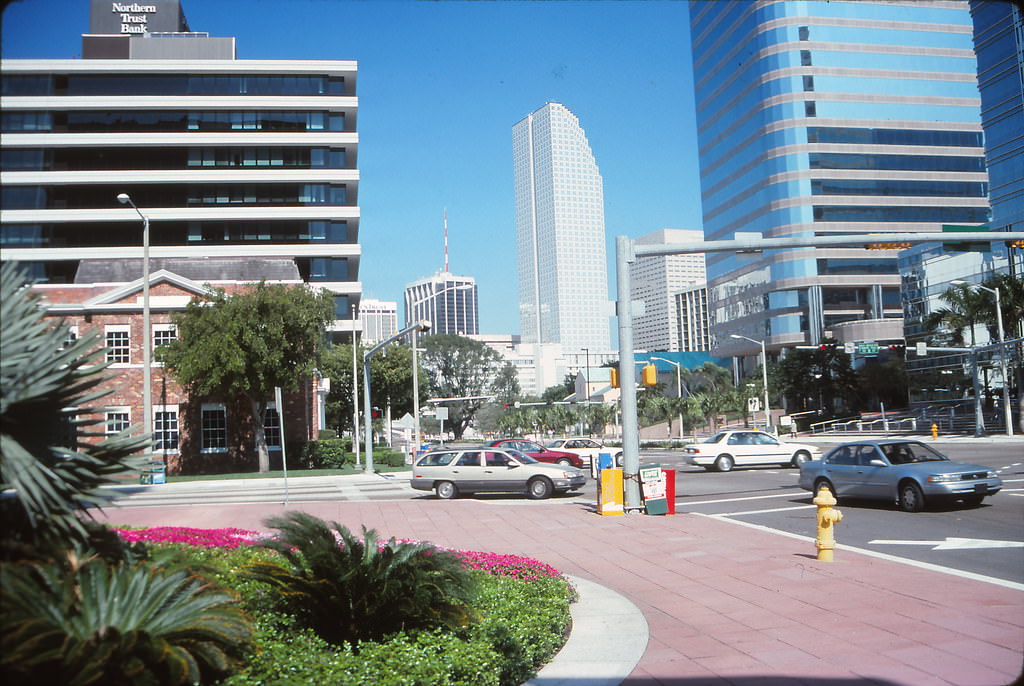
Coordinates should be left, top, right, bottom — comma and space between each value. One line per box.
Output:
597, 467, 624, 516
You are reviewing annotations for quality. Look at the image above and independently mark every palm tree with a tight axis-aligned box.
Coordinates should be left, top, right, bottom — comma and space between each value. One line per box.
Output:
0, 263, 150, 559
244, 511, 478, 646
924, 282, 990, 346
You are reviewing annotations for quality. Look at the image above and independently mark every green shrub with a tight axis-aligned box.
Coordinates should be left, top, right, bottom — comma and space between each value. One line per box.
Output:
378, 448, 408, 467
1, 554, 252, 686
317, 429, 338, 440
300, 438, 351, 469
243, 512, 478, 645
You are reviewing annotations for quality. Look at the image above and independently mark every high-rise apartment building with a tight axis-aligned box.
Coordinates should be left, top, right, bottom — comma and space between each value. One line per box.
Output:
630, 228, 707, 351
512, 102, 611, 354
689, 0, 989, 362
404, 272, 478, 336
970, 0, 1023, 266
358, 298, 398, 345
1, 0, 360, 336
675, 285, 711, 352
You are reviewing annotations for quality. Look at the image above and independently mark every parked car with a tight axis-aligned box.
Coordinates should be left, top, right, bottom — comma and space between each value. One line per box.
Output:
798, 439, 1002, 512
546, 438, 623, 467
410, 447, 587, 500
683, 430, 822, 471
484, 438, 585, 469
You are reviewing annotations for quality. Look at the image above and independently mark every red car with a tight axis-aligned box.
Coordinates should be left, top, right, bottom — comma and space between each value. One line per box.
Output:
484, 438, 585, 469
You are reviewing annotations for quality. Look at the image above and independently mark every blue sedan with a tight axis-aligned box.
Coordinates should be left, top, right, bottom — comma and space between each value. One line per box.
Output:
798, 440, 1002, 512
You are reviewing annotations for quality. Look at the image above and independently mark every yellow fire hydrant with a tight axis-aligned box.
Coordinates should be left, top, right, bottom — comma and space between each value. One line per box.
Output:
814, 486, 843, 562
931, 423, 939, 440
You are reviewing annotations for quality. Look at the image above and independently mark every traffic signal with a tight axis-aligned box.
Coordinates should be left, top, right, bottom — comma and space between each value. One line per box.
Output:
818, 343, 836, 351
1007, 239, 1024, 249
887, 344, 906, 354
610, 367, 619, 388
641, 364, 658, 386
865, 241, 912, 250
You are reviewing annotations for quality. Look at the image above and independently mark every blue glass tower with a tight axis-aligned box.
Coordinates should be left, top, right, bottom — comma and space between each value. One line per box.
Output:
689, 0, 989, 359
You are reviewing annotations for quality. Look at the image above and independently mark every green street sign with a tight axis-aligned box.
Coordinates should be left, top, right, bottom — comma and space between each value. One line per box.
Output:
942, 224, 991, 253
857, 341, 879, 355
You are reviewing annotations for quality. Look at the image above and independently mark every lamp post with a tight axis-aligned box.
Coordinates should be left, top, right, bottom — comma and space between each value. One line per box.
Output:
650, 356, 687, 440
730, 334, 771, 432
351, 304, 360, 466
116, 193, 152, 444
955, 281, 1013, 437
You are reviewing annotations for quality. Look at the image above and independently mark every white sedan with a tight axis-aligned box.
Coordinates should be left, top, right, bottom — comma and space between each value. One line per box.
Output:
546, 438, 623, 467
683, 430, 822, 472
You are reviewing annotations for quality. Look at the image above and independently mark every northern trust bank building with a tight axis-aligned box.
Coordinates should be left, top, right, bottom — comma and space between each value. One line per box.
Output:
1, 0, 361, 333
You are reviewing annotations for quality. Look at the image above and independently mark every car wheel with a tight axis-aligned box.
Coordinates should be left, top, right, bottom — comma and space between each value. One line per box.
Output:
898, 481, 925, 513
814, 478, 837, 500
791, 451, 811, 468
556, 458, 572, 466
714, 454, 734, 472
528, 476, 553, 500
435, 481, 457, 500
961, 494, 985, 507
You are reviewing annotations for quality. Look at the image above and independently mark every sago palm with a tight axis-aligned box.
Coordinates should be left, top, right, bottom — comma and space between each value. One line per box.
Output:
0, 263, 150, 559
245, 511, 478, 645
1, 552, 252, 686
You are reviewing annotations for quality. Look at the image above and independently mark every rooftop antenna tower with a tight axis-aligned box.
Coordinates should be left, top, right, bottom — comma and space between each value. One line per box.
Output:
443, 208, 449, 273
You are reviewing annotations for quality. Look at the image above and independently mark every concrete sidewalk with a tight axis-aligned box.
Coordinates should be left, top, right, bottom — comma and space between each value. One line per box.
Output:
98, 488, 1024, 685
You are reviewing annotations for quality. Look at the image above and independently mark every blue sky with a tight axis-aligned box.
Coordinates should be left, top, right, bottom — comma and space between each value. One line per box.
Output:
2, 0, 702, 335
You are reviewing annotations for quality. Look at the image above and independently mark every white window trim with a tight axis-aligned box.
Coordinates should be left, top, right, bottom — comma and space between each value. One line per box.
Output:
152, 324, 177, 367
104, 324, 131, 366
200, 402, 228, 454
263, 401, 282, 450
105, 406, 131, 435
152, 404, 180, 454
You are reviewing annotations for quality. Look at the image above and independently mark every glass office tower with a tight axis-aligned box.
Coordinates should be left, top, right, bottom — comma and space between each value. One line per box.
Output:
689, 0, 989, 359
404, 272, 479, 336
512, 102, 611, 353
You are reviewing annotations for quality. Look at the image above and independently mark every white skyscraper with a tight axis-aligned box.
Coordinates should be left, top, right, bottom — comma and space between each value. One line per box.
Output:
630, 229, 707, 351
512, 102, 610, 354
358, 299, 398, 345
404, 272, 478, 336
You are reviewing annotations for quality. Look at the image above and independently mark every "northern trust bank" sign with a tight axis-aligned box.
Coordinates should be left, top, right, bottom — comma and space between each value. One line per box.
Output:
89, 0, 190, 35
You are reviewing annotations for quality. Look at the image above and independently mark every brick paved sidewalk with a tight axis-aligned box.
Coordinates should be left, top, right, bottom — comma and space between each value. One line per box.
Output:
98, 499, 1024, 685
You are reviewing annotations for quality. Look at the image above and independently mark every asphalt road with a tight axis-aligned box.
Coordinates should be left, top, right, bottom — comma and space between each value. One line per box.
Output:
109, 439, 1024, 586
636, 441, 1024, 586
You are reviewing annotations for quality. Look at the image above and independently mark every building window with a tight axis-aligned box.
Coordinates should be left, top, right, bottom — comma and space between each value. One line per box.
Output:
798, 25, 809, 41
805, 101, 816, 117
803, 75, 814, 92
264, 404, 281, 450
153, 324, 177, 360
105, 325, 130, 364
153, 406, 179, 452
800, 50, 812, 66
105, 408, 130, 435
201, 403, 227, 452
61, 325, 79, 350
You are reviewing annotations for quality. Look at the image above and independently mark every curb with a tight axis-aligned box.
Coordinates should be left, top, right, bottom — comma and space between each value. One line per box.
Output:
526, 575, 648, 686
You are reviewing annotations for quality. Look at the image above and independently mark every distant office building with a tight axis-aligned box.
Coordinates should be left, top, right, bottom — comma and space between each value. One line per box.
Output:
404, 272, 478, 336
674, 284, 711, 352
630, 228, 706, 351
1, 0, 360, 336
512, 102, 611, 354
359, 298, 398, 345
689, 0, 989, 366
970, 0, 1023, 272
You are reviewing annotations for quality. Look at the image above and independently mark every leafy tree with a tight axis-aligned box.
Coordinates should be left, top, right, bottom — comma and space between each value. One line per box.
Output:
162, 283, 334, 472
924, 282, 990, 346
2, 553, 252, 685
419, 334, 505, 440
0, 263, 150, 559
492, 362, 521, 407
581, 403, 615, 437
769, 341, 861, 416
244, 511, 477, 646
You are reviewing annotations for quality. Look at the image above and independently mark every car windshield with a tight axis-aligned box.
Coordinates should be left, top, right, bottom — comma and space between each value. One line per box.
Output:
546, 441, 562, 448
506, 448, 537, 464
879, 442, 948, 464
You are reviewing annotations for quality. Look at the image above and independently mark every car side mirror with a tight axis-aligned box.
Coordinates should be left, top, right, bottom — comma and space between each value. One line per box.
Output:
508, 463, 519, 468
868, 459, 887, 467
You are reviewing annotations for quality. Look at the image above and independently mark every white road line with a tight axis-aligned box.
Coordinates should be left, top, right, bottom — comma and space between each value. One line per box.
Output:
695, 513, 1024, 592
684, 492, 805, 506
711, 504, 816, 517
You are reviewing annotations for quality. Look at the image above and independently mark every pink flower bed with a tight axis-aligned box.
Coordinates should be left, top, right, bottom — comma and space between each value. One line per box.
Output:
114, 526, 561, 581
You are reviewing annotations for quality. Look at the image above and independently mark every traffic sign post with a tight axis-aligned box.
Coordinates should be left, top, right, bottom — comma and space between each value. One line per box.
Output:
857, 341, 879, 355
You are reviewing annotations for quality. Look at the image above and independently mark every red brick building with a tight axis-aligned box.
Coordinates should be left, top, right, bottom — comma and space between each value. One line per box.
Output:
34, 264, 327, 475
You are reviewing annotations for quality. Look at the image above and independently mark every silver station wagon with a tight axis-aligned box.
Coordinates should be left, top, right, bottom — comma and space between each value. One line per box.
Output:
410, 447, 587, 500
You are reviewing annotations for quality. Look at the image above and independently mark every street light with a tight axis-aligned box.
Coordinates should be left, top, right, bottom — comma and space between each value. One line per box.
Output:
953, 280, 1013, 437
351, 303, 360, 466
650, 356, 688, 440
730, 334, 771, 431
117, 193, 152, 445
